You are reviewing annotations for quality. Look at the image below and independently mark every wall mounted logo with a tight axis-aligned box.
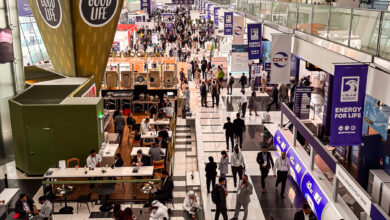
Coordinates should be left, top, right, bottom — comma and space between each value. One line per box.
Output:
79, 0, 119, 27
272, 52, 289, 68
234, 26, 243, 35
36, 0, 62, 29
340, 76, 359, 102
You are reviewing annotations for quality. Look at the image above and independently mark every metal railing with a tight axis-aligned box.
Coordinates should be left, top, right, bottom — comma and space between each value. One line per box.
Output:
210, 0, 390, 61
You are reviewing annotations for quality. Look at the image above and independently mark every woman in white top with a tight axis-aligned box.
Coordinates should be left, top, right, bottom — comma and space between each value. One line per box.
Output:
231, 146, 245, 187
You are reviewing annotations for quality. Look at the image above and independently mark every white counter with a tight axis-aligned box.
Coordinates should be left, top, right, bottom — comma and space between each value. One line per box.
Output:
131, 147, 166, 157
44, 166, 154, 178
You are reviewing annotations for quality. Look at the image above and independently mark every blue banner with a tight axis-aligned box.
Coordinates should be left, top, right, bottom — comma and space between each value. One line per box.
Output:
224, 12, 233, 35
262, 41, 271, 63
214, 7, 220, 27
330, 64, 368, 146
247, 23, 262, 60
141, 0, 150, 14
203, 2, 207, 14
200, 0, 202, 9
273, 130, 291, 154
293, 87, 313, 120
287, 147, 307, 188
17, 0, 33, 17
301, 173, 329, 220
207, 4, 213, 19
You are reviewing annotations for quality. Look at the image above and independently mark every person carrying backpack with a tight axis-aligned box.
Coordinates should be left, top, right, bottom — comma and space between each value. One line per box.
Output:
212, 177, 228, 220
227, 73, 234, 95
211, 80, 220, 108
239, 73, 247, 91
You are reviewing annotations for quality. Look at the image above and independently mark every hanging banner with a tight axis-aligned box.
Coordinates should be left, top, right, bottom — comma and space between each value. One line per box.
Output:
17, 0, 34, 17
323, 74, 334, 136
214, 7, 220, 27
140, 0, 150, 14
233, 16, 245, 45
247, 23, 262, 60
252, 63, 262, 88
363, 95, 390, 141
270, 34, 291, 84
330, 64, 368, 146
207, 4, 213, 19
293, 87, 313, 120
224, 12, 233, 35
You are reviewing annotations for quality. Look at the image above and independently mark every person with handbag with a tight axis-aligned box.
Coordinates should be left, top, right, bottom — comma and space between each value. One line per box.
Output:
256, 146, 274, 192
231, 145, 245, 187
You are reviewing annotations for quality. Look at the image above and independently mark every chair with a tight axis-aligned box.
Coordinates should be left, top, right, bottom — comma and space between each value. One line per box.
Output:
76, 193, 94, 213
66, 158, 80, 168
153, 160, 165, 173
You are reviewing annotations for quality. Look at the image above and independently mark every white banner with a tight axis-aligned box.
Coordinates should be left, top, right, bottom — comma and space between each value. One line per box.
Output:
270, 34, 291, 84
233, 16, 245, 45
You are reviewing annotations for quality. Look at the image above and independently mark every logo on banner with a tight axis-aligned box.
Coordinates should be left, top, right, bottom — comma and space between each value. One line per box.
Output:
226, 14, 232, 23
340, 76, 360, 102
250, 28, 259, 41
79, 0, 119, 27
234, 26, 243, 35
272, 52, 289, 68
36, 0, 62, 28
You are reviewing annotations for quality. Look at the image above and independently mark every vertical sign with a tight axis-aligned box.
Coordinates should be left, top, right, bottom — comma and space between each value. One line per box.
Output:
141, 0, 150, 14
293, 87, 313, 120
323, 74, 333, 136
330, 64, 368, 146
270, 34, 291, 84
232, 16, 245, 45
214, 7, 220, 27
207, 4, 213, 19
224, 12, 233, 35
247, 23, 262, 60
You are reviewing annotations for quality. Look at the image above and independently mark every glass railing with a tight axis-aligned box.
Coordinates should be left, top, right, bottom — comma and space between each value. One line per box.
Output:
212, 0, 390, 61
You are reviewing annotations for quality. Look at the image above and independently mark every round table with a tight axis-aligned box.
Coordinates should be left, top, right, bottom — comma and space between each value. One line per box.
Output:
95, 184, 115, 212
59, 189, 74, 214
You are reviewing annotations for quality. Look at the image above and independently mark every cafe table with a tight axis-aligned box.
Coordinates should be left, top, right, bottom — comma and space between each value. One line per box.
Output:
131, 147, 166, 157
140, 131, 172, 139
141, 118, 170, 126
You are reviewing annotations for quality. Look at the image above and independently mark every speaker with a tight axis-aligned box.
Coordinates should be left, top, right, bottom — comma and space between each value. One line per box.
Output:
149, 71, 161, 88
106, 71, 118, 89
121, 71, 133, 88
164, 71, 175, 88
134, 72, 148, 85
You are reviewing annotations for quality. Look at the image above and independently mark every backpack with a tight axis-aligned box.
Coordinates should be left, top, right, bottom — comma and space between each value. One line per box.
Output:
211, 185, 220, 204
212, 85, 218, 95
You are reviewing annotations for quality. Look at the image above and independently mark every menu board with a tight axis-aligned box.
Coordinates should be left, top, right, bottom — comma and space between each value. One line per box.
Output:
293, 87, 313, 119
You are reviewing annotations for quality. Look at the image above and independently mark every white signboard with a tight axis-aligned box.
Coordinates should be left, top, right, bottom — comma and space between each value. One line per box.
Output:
270, 33, 291, 84
232, 16, 245, 45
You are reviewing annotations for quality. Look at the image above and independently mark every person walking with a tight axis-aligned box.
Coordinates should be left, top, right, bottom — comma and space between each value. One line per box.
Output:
200, 81, 208, 107
217, 67, 225, 89
231, 175, 253, 220
227, 73, 234, 95
274, 151, 290, 198
213, 177, 228, 220
223, 117, 234, 152
219, 151, 229, 180
260, 67, 268, 93
205, 156, 218, 194
114, 110, 126, 145
239, 73, 247, 91
256, 146, 274, 192
233, 113, 245, 149
248, 92, 258, 116
211, 80, 220, 108
267, 85, 279, 110
201, 57, 207, 79
231, 146, 245, 187
240, 89, 248, 117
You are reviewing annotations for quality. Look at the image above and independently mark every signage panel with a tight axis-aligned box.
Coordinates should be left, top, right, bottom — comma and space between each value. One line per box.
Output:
224, 12, 233, 35
330, 64, 368, 146
293, 87, 313, 120
232, 16, 245, 45
270, 34, 291, 84
247, 23, 262, 60
286, 148, 307, 188
301, 173, 329, 220
273, 129, 291, 154
214, 7, 220, 27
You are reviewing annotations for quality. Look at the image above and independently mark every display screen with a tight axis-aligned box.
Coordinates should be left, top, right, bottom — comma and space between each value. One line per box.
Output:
0, 28, 14, 64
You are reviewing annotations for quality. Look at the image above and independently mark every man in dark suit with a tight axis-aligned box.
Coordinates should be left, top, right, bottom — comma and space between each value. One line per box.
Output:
294, 204, 316, 220
15, 194, 36, 218
233, 113, 245, 149
132, 150, 149, 166
223, 117, 234, 152
112, 153, 124, 168
154, 171, 174, 204
256, 146, 274, 192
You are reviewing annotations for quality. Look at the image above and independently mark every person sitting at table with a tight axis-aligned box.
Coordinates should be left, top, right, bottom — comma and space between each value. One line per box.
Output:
150, 103, 158, 119
15, 193, 37, 218
141, 118, 153, 133
183, 191, 200, 219
154, 171, 174, 204
113, 203, 135, 220
149, 200, 169, 220
157, 136, 168, 149
164, 103, 174, 118
157, 108, 166, 120
112, 153, 124, 168
149, 143, 164, 164
132, 149, 149, 166
158, 126, 169, 141
87, 149, 102, 168
127, 113, 136, 131
32, 196, 52, 219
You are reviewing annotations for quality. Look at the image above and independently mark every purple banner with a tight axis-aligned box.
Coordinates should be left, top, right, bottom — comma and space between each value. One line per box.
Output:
293, 87, 313, 120
224, 12, 233, 35
17, 0, 33, 17
323, 74, 333, 136
247, 23, 262, 60
207, 4, 213, 20
330, 64, 368, 146
141, 0, 150, 14
301, 173, 329, 220
214, 7, 220, 27
287, 147, 307, 188
273, 129, 291, 153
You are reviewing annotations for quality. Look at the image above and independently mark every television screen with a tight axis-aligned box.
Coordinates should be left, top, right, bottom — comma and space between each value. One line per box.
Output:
0, 28, 14, 64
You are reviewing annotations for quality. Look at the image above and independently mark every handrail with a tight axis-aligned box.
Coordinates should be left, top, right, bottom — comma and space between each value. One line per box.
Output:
210, 0, 390, 62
